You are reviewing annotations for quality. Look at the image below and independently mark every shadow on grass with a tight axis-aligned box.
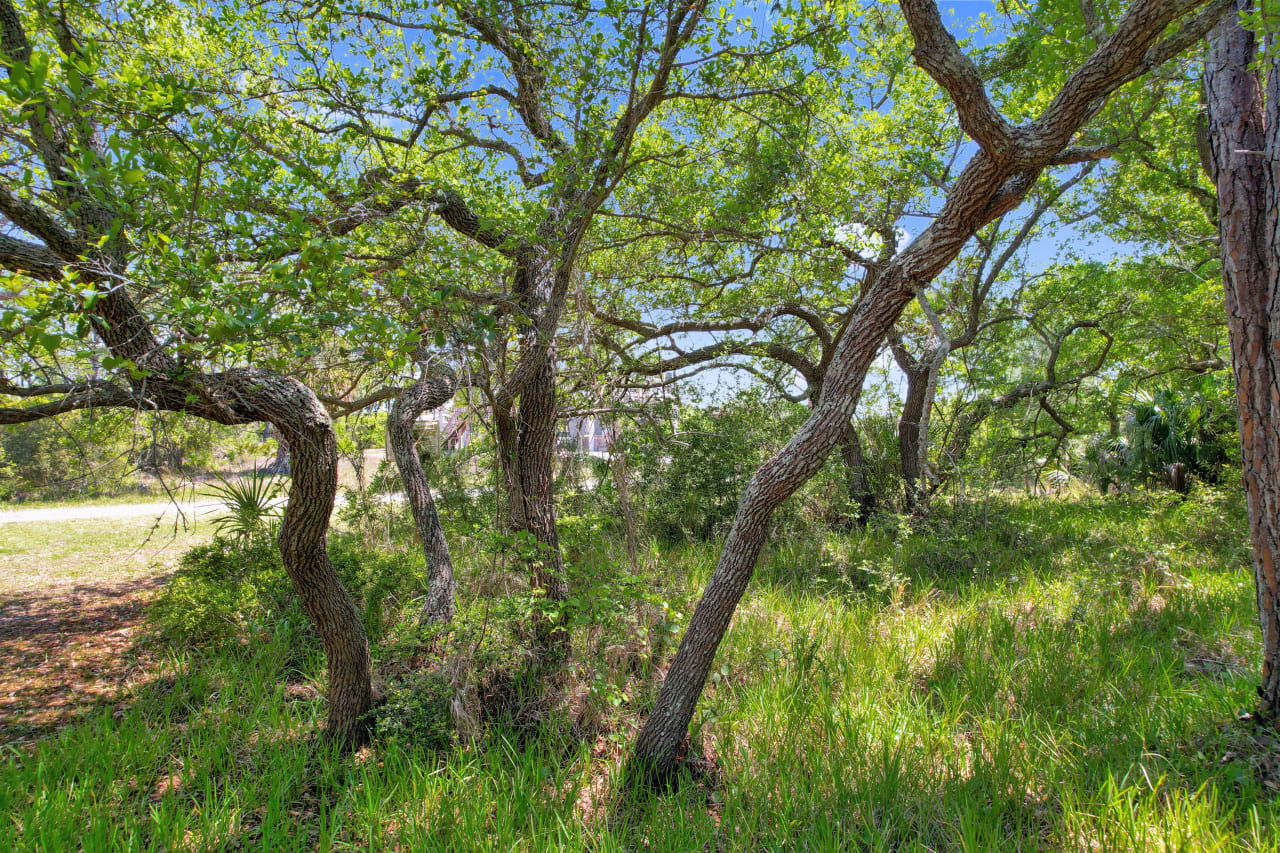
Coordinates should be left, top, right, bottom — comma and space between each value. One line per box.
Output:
0, 574, 171, 745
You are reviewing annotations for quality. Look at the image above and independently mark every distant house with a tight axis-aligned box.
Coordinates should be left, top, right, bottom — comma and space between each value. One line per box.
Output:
414, 398, 473, 454
414, 383, 668, 457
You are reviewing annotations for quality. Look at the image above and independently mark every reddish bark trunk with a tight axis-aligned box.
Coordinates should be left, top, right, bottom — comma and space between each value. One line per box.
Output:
1204, 0, 1280, 724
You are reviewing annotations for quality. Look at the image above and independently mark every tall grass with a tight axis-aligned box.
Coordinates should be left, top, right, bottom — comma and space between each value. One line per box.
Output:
2, 490, 1276, 851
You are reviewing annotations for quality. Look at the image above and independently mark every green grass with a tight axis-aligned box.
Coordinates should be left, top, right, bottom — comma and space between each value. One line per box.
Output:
0, 516, 211, 594
2, 490, 1277, 851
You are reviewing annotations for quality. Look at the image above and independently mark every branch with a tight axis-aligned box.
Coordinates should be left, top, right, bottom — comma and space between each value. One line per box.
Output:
0, 378, 138, 424
899, 0, 1015, 158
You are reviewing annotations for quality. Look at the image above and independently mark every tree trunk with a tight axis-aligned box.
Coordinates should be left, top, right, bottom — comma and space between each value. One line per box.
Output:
1204, 1, 1280, 725
516, 355, 570, 662
249, 376, 373, 746
610, 433, 641, 570
263, 430, 290, 475
494, 404, 527, 532
898, 364, 930, 511
629, 277, 914, 785
389, 371, 458, 623
838, 422, 877, 526
628, 0, 1201, 779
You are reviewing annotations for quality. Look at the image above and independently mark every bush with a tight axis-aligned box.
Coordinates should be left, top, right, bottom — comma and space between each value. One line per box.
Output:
151, 538, 297, 648
152, 536, 427, 648
636, 389, 797, 541
375, 670, 455, 753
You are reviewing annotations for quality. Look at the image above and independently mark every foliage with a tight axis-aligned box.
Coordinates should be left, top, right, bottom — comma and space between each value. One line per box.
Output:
153, 535, 426, 649
11, 493, 1279, 851
150, 537, 296, 648
1085, 385, 1236, 493
205, 467, 284, 543
635, 390, 799, 541
375, 670, 456, 754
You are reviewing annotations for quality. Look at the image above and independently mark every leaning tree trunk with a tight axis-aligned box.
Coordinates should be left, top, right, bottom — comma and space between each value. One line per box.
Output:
628, 0, 1208, 784
388, 371, 458, 623
1205, 1, 1280, 725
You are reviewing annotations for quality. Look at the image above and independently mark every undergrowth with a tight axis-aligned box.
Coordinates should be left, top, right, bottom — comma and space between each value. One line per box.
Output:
2, 487, 1277, 851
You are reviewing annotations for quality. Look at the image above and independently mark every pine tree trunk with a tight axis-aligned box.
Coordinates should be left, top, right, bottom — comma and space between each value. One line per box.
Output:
1204, 1, 1280, 725
389, 373, 458, 623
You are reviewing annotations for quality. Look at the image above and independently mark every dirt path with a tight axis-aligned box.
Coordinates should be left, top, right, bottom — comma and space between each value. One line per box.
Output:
0, 574, 167, 745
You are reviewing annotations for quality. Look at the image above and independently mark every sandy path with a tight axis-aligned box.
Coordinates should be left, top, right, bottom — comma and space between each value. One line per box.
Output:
0, 501, 230, 523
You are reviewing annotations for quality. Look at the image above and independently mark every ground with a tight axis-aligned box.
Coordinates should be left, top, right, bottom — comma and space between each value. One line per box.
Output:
0, 516, 208, 745
1, 492, 1278, 852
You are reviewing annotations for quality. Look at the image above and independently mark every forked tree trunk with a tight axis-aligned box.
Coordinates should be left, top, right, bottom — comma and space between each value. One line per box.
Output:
388, 371, 458, 623
628, 0, 1209, 784
1204, 1, 1280, 725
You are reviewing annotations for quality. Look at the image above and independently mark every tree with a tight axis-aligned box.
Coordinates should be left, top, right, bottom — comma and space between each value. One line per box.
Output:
1203, 0, 1280, 726
387, 362, 461, 623
0, 0, 436, 744
259, 0, 746, 661
628, 0, 1232, 784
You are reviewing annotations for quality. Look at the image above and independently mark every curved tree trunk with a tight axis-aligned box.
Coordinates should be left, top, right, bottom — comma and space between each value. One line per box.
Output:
389, 371, 459, 623
628, 0, 1207, 784
239, 374, 373, 746
1204, 1, 1280, 725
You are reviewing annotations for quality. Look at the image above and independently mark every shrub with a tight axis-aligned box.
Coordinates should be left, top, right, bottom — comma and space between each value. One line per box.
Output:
152, 537, 427, 648
375, 670, 455, 753
150, 538, 296, 647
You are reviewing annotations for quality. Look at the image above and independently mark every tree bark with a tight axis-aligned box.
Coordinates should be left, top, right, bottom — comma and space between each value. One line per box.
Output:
628, 0, 1217, 785
269, 386, 372, 746
263, 430, 290, 475
898, 363, 930, 511
1204, 0, 1280, 725
838, 422, 877, 526
388, 370, 458, 623
516, 354, 570, 662
494, 404, 527, 533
